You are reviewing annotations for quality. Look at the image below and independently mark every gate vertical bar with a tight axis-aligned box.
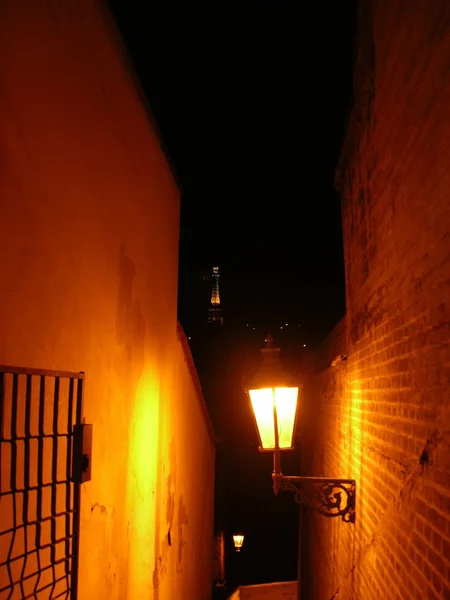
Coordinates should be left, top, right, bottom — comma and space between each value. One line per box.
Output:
36, 373, 45, 595
65, 378, 75, 583
7, 374, 19, 591
20, 375, 32, 597
70, 375, 84, 600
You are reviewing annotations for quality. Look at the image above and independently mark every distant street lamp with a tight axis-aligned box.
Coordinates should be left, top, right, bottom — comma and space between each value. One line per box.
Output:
244, 334, 356, 523
232, 534, 244, 552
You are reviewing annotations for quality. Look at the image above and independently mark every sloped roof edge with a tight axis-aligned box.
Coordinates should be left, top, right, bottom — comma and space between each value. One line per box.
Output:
177, 322, 220, 445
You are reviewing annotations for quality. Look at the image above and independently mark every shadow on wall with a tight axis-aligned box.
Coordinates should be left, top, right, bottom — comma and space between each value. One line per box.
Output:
115, 245, 146, 414
153, 437, 190, 591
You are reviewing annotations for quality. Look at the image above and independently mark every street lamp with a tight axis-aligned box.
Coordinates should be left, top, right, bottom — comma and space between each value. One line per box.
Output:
244, 335, 356, 523
233, 534, 244, 552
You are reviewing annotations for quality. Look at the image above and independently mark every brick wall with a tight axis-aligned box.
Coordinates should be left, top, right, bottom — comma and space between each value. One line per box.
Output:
302, 1, 450, 598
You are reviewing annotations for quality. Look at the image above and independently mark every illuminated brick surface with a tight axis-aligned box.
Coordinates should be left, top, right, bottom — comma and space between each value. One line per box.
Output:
301, 2, 450, 598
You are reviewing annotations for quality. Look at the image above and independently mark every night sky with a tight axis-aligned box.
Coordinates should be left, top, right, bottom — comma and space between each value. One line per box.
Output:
109, 1, 357, 589
109, 1, 356, 344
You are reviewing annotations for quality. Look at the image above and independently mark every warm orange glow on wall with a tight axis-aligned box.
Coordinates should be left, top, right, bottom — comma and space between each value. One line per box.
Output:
126, 370, 160, 594
130, 372, 160, 493
348, 378, 363, 485
249, 386, 298, 450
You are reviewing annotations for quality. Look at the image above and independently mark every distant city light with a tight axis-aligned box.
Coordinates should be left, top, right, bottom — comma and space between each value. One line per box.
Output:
280, 326, 283, 329
303, 344, 306, 347
285, 323, 288, 326
188, 337, 192, 340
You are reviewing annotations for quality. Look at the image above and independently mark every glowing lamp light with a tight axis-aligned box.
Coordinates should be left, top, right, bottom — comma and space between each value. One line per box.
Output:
233, 534, 244, 552
245, 334, 299, 452
249, 386, 298, 450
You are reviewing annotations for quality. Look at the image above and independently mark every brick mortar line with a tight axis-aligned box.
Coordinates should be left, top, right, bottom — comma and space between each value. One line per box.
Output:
326, 429, 448, 599
336, 432, 416, 465
348, 317, 446, 347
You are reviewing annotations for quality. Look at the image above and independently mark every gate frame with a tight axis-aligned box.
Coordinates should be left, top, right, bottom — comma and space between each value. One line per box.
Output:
0, 365, 85, 600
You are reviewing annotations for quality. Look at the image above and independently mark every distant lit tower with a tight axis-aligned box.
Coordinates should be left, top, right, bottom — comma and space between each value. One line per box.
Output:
208, 266, 223, 326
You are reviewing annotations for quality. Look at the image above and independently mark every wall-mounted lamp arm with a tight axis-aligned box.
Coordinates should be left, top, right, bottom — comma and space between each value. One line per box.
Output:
272, 453, 356, 523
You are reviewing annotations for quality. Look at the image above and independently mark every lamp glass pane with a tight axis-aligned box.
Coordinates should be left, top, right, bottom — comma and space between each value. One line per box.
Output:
274, 387, 298, 448
249, 387, 275, 449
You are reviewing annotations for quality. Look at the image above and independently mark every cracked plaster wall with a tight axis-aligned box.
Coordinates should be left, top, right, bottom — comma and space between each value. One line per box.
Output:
0, 1, 215, 599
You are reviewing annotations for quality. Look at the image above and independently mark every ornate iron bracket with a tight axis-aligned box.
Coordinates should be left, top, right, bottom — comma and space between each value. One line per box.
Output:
273, 473, 356, 523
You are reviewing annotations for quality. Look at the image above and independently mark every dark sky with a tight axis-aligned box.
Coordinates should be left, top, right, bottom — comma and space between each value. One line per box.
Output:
109, 1, 357, 345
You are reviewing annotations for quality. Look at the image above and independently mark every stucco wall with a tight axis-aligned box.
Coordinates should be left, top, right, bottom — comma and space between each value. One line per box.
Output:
0, 1, 214, 599
227, 581, 298, 600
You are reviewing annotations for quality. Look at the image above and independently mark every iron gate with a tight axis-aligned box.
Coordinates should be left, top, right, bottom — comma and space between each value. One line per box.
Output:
0, 366, 84, 599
